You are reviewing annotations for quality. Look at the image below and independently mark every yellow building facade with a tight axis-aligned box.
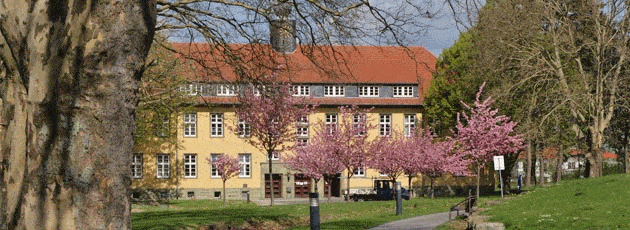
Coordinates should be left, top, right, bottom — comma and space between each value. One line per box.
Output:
131, 44, 494, 200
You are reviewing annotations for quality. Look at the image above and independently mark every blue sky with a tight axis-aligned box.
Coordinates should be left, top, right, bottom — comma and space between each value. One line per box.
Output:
418, 16, 461, 57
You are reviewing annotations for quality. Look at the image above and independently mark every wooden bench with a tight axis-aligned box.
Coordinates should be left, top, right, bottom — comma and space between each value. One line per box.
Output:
449, 196, 477, 219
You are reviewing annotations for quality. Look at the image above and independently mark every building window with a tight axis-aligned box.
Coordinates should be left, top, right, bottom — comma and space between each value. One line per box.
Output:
131, 153, 142, 179
353, 113, 366, 136
358, 86, 379, 97
379, 114, 391, 136
354, 166, 365, 177
393, 86, 414, 97
183, 113, 197, 137
156, 154, 170, 179
211, 113, 223, 137
326, 113, 338, 133
156, 116, 170, 137
180, 84, 203, 96
324, 85, 345, 97
211, 154, 221, 178
183, 154, 197, 178
238, 118, 251, 138
291, 85, 310, 96
296, 138, 309, 147
239, 154, 251, 177
268, 152, 281, 161
217, 84, 236, 96
404, 114, 417, 137
296, 115, 309, 147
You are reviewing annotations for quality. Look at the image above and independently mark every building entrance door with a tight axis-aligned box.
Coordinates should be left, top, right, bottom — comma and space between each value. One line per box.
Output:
265, 174, 282, 198
294, 174, 311, 198
324, 173, 341, 197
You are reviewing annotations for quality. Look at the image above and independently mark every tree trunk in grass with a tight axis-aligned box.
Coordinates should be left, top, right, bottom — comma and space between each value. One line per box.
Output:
0, 1, 155, 229
346, 171, 352, 201
526, 139, 533, 187
223, 180, 227, 203
268, 151, 274, 206
476, 165, 481, 199
408, 176, 413, 198
556, 147, 563, 183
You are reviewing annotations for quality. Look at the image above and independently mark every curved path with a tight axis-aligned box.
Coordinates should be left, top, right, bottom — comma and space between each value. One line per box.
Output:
368, 212, 452, 230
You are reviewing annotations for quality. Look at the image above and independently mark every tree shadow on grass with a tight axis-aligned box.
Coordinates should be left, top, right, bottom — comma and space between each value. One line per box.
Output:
132, 208, 298, 230
317, 219, 382, 230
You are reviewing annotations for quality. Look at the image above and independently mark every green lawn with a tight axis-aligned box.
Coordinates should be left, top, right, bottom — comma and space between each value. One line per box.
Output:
132, 197, 464, 229
484, 174, 630, 229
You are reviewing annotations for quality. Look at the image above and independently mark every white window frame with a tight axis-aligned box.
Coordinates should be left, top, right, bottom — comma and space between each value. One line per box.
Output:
393, 86, 414, 97
183, 154, 197, 178
379, 114, 392, 136
354, 166, 366, 177
324, 85, 345, 97
157, 116, 170, 137
180, 84, 203, 96
291, 85, 310, 96
358, 86, 380, 97
156, 154, 170, 179
268, 152, 281, 161
239, 154, 251, 177
183, 113, 197, 137
353, 113, 366, 136
238, 118, 251, 138
217, 84, 236, 96
211, 113, 224, 137
132, 153, 143, 179
296, 138, 309, 147
404, 114, 417, 137
326, 113, 338, 134
296, 115, 309, 146
211, 154, 221, 178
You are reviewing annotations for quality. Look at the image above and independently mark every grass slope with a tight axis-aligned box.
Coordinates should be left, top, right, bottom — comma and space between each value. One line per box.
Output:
485, 174, 630, 229
132, 197, 464, 229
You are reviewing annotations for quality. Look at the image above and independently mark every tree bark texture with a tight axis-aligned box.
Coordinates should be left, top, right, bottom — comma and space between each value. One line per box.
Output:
526, 139, 532, 187
0, 1, 156, 229
268, 150, 274, 206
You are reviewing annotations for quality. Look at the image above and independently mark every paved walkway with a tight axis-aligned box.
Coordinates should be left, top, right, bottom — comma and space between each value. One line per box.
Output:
368, 212, 452, 230
251, 197, 346, 206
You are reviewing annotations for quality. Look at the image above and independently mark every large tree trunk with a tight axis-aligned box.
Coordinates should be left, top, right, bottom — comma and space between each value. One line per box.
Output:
626, 150, 630, 174
0, 1, 156, 229
268, 150, 274, 206
556, 148, 563, 183
526, 139, 533, 187
588, 130, 605, 177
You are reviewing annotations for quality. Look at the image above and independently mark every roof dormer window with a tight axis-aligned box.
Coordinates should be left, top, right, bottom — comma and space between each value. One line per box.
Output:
217, 84, 236, 96
393, 86, 413, 97
324, 85, 345, 97
359, 86, 379, 97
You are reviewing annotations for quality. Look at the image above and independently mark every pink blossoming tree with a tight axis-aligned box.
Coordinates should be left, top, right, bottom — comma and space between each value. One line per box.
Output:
307, 105, 375, 201
285, 134, 344, 200
368, 130, 409, 184
456, 83, 526, 198
207, 155, 240, 203
234, 74, 316, 205
415, 133, 470, 198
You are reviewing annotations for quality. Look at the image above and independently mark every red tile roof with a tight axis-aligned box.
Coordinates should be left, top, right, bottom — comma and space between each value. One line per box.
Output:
603, 152, 617, 159
172, 43, 435, 105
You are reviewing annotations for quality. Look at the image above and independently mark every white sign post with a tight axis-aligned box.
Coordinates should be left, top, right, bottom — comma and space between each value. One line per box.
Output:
493, 156, 505, 199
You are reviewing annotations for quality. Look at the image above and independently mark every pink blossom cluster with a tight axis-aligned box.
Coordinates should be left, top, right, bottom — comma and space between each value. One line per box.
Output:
456, 83, 526, 164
